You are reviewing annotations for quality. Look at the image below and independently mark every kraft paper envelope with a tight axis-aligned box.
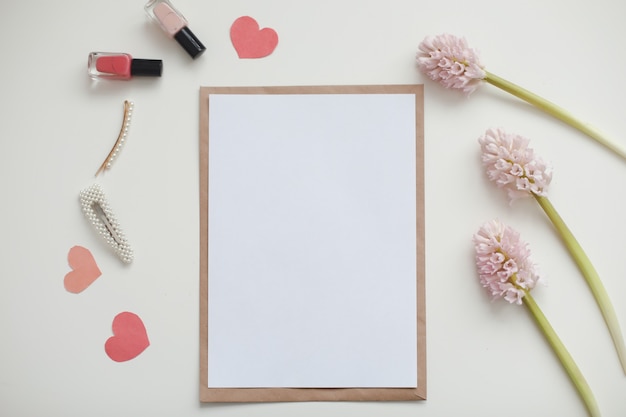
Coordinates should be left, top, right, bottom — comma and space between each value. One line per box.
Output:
199, 85, 425, 402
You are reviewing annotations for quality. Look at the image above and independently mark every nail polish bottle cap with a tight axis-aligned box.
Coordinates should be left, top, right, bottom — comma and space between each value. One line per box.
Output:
131, 59, 163, 76
174, 27, 206, 59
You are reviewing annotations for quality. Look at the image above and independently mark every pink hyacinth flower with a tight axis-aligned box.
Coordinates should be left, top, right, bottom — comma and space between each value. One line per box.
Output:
473, 219, 540, 304
472, 220, 600, 416
415, 33, 626, 160
416, 33, 486, 95
478, 127, 552, 202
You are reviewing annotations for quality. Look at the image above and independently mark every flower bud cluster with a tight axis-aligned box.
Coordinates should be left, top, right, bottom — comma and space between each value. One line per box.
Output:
473, 220, 540, 304
416, 33, 486, 95
479, 127, 552, 202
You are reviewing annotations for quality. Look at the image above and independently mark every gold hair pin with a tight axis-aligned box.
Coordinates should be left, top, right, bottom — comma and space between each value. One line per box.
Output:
95, 100, 134, 176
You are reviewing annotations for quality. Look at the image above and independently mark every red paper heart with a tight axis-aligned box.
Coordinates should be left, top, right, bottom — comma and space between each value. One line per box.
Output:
105, 312, 150, 362
230, 16, 278, 59
64, 246, 102, 294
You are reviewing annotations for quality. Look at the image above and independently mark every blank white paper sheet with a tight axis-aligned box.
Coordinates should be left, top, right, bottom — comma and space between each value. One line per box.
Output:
206, 88, 419, 389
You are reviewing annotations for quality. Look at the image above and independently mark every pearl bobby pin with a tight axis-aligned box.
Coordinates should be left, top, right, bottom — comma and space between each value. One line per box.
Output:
79, 184, 134, 264
95, 100, 134, 176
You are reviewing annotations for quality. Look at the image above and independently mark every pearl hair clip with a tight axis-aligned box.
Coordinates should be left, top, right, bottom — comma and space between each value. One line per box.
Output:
95, 100, 134, 176
79, 184, 133, 264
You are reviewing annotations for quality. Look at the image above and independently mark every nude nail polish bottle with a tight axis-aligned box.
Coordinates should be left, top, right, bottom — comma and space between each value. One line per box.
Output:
144, 0, 206, 59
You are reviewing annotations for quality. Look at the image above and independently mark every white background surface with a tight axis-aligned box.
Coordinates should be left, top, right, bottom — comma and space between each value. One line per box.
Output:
1, 0, 625, 416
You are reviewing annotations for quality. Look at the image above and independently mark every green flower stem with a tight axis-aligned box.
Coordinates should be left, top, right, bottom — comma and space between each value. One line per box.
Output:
522, 290, 601, 417
483, 71, 626, 161
534, 194, 626, 374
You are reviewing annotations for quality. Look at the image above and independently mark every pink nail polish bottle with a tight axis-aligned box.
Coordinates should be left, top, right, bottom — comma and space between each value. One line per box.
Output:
88, 52, 163, 80
144, 0, 206, 59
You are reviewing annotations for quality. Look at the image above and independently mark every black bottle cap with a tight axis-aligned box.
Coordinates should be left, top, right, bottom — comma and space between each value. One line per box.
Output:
130, 59, 163, 77
174, 26, 206, 59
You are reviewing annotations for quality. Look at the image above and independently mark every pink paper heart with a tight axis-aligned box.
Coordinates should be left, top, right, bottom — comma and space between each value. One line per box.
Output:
230, 16, 278, 59
105, 312, 150, 362
64, 246, 102, 294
